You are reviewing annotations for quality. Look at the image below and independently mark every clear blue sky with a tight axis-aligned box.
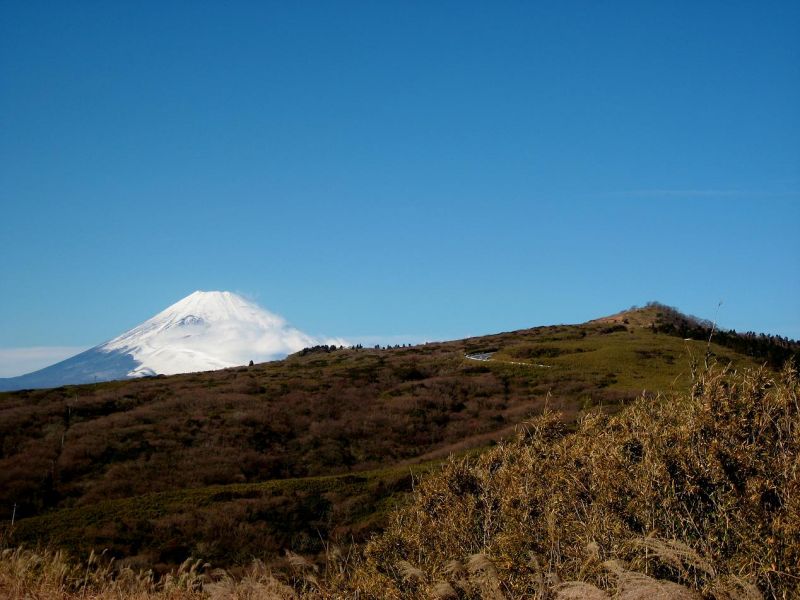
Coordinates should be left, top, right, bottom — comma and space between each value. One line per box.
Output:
1, 1, 799, 374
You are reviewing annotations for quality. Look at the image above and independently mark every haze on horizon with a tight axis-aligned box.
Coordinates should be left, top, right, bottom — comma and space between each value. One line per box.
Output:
1, 2, 798, 377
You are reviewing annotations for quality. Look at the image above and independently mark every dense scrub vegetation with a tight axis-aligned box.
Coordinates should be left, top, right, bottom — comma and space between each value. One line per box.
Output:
2, 364, 797, 599
0, 342, 538, 524
642, 302, 799, 369
9, 463, 438, 572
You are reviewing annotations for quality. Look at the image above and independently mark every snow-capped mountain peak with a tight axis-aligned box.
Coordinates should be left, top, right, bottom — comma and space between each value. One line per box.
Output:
0, 291, 343, 391
102, 290, 325, 377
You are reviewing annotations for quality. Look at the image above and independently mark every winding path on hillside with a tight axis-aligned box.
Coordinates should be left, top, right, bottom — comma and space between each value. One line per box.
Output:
464, 352, 552, 368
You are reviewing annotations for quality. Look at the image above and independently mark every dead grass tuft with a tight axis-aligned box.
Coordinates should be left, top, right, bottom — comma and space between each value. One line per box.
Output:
555, 581, 611, 599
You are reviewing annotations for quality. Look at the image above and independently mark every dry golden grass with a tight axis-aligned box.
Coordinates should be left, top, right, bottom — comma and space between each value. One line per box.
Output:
330, 364, 798, 599
0, 547, 299, 599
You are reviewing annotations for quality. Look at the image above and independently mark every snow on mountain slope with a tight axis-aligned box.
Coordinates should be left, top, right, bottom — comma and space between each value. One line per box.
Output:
0, 291, 344, 391
101, 290, 333, 376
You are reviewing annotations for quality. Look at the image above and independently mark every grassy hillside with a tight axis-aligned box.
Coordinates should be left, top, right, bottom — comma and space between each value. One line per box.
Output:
8, 461, 441, 572
1, 305, 791, 571
2, 364, 797, 599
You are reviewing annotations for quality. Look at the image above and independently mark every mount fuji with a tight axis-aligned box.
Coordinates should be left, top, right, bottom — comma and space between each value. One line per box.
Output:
0, 291, 344, 392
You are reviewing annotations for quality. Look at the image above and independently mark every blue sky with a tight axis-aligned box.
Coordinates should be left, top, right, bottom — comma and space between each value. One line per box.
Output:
1, 1, 799, 376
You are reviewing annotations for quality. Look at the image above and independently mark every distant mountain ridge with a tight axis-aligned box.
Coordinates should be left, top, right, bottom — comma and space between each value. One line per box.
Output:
0, 291, 341, 391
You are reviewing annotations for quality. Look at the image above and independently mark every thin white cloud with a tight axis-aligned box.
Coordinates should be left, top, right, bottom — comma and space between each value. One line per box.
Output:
0, 346, 89, 378
598, 189, 799, 198
606, 189, 744, 197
